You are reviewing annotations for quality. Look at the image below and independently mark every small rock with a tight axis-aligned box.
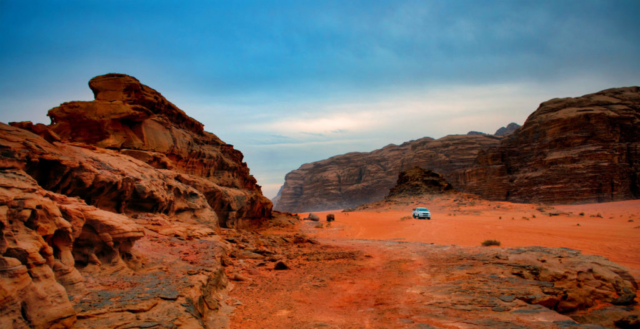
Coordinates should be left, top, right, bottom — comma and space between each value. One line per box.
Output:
231, 273, 250, 281
306, 213, 320, 222
274, 261, 290, 270
614, 315, 639, 329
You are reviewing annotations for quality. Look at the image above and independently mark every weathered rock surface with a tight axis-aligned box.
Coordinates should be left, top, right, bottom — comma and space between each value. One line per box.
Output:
0, 167, 144, 328
455, 87, 640, 204
1, 74, 274, 327
386, 166, 453, 199
275, 134, 500, 212
44, 73, 272, 224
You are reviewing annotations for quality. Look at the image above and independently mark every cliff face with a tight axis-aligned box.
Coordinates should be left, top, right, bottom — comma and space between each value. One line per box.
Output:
276, 87, 640, 212
0, 74, 272, 327
455, 87, 640, 204
275, 134, 500, 212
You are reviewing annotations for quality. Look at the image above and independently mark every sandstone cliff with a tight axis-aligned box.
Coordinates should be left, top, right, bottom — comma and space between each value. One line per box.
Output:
455, 87, 640, 204
277, 87, 640, 212
1, 74, 273, 327
275, 134, 500, 212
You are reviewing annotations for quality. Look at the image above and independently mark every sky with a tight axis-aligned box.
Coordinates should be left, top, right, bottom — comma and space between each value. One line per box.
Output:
1, 0, 639, 199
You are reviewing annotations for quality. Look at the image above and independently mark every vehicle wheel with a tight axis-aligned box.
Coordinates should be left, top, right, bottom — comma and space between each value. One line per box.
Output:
413, 215, 416, 219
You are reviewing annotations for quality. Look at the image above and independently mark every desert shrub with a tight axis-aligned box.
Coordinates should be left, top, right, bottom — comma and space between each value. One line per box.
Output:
522, 216, 530, 220
596, 213, 603, 218
481, 239, 501, 247
400, 216, 412, 221
579, 212, 584, 216
532, 214, 536, 218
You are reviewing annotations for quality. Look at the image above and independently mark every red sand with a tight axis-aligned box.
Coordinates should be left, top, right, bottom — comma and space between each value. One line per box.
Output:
300, 198, 640, 277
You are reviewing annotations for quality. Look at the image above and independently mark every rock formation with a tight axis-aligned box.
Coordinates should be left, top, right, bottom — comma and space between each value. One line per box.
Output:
23, 73, 272, 226
275, 134, 500, 212
494, 122, 521, 136
1, 73, 273, 327
455, 87, 640, 204
386, 166, 453, 199
277, 87, 640, 212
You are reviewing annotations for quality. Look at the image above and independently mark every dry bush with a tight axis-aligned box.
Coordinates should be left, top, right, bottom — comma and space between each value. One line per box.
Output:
481, 239, 501, 247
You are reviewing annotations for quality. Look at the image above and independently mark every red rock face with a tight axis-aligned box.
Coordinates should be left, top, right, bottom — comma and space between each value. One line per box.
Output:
0, 74, 272, 327
44, 73, 271, 224
455, 87, 640, 204
276, 87, 640, 212
275, 134, 500, 212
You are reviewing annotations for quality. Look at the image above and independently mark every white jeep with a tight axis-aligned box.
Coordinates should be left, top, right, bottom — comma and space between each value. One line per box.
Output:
412, 207, 431, 220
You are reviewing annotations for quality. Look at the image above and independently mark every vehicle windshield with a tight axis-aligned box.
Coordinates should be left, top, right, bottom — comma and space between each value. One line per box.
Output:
416, 207, 428, 211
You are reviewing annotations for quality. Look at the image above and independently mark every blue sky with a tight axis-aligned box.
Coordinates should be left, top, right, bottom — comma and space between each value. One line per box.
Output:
1, 0, 639, 198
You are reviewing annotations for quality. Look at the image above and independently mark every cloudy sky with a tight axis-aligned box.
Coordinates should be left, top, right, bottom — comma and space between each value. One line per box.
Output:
1, 1, 639, 198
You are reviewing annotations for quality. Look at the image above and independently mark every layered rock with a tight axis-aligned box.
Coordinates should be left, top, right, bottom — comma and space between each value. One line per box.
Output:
0, 167, 145, 328
455, 87, 640, 204
275, 134, 500, 212
45, 73, 271, 224
1, 73, 273, 327
386, 166, 453, 199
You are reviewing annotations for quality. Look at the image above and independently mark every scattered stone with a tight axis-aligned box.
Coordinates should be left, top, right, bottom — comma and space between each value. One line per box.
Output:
274, 261, 290, 270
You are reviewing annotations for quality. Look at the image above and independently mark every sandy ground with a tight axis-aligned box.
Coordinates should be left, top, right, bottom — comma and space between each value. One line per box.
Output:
302, 197, 640, 277
228, 197, 640, 328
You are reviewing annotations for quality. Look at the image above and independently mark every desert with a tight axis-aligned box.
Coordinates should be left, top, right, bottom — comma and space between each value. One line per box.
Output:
2, 2, 640, 329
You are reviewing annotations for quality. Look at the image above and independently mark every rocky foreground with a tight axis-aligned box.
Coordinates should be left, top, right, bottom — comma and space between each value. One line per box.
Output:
276, 87, 640, 212
1, 74, 273, 328
229, 228, 639, 329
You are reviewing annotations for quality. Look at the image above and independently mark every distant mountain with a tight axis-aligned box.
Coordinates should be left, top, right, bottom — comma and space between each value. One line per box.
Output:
274, 134, 499, 212
276, 87, 640, 212
494, 122, 521, 136
272, 185, 283, 208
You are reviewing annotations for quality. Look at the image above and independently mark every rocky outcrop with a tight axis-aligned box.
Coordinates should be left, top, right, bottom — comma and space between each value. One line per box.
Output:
455, 87, 640, 204
0, 167, 145, 328
275, 134, 500, 212
414, 245, 639, 328
44, 73, 271, 224
1, 73, 273, 327
386, 166, 453, 199
494, 122, 521, 136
